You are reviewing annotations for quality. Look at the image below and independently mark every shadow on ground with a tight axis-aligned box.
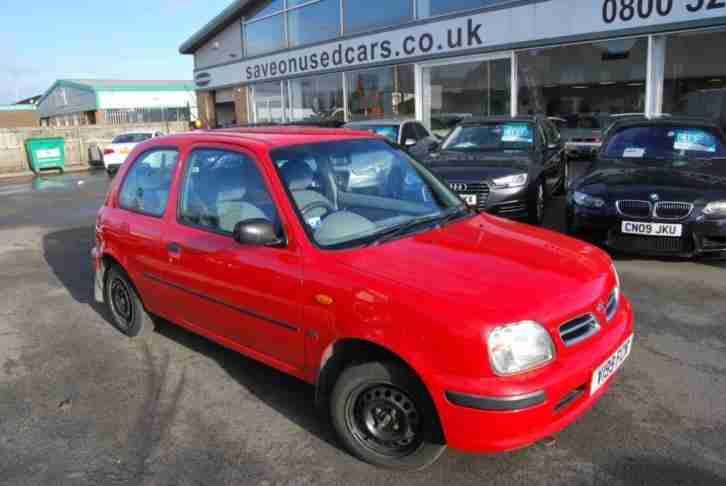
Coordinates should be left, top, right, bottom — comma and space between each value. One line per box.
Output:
42, 225, 340, 456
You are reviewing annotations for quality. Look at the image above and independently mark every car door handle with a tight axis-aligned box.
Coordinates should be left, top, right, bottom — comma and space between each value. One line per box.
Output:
167, 243, 182, 257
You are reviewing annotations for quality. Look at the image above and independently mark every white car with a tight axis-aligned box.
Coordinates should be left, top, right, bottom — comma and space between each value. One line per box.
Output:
103, 132, 164, 174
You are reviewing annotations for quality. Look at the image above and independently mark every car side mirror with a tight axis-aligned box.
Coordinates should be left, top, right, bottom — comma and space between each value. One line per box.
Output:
404, 138, 417, 147
233, 219, 283, 247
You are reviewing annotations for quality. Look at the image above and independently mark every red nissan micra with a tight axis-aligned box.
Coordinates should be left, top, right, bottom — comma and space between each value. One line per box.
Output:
93, 127, 634, 470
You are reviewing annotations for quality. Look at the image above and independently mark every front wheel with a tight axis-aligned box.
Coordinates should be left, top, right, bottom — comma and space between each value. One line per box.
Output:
330, 361, 446, 470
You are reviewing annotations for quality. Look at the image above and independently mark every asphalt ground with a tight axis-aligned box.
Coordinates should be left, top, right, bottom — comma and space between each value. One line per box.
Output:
0, 168, 725, 485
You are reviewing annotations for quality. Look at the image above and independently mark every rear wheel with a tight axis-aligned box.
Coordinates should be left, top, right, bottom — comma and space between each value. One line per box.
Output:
330, 361, 446, 470
104, 265, 154, 338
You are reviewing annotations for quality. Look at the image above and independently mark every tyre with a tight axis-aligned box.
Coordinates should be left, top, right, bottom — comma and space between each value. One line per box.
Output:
330, 361, 446, 470
104, 265, 154, 338
528, 180, 546, 226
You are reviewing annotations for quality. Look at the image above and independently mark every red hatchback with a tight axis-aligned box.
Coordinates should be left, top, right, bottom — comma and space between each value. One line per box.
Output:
93, 127, 634, 470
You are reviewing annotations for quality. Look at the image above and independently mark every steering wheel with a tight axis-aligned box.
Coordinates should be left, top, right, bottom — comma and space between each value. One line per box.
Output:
300, 200, 335, 218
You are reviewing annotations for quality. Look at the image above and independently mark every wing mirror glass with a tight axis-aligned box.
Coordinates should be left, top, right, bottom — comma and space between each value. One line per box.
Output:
404, 138, 417, 147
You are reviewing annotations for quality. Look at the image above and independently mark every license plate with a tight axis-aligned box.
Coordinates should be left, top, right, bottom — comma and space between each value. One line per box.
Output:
460, 194, 478, 206
591, 335, 633, 395
621, 221, 682, 237
120, 148, 130, 154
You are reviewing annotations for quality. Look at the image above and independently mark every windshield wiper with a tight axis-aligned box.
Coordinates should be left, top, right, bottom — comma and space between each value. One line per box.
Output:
366, 206, 472, 246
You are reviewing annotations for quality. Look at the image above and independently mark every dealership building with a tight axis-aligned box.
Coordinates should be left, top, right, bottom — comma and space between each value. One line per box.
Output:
180, 0, 726, 132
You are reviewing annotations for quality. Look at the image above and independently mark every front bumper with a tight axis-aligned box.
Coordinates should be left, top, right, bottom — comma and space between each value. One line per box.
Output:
430, 296, 634, 453
569, 204, 726, 257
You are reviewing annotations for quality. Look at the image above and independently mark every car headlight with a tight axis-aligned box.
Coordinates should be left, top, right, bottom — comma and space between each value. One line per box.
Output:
492, 173, 528, 189
487, 321, 555, 376
607, 264, 620, 321
703, 201, 726, 218
573, 191, 605, 208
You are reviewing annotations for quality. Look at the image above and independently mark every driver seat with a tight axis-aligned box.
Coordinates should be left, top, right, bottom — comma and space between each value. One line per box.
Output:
279, 159, 333, 218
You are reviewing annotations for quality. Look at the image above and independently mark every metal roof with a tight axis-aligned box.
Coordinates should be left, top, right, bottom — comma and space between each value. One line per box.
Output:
180, 0, 256, 55
58, 79, 195, 91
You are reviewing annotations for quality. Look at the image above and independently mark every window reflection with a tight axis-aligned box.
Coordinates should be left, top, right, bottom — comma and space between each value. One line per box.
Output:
346, 65, 415, 121
288, 73, 345, 123
343, 0, 412, 34
517, 39, 647, 120
287, 0, 340, 47
664, 30, 726, 132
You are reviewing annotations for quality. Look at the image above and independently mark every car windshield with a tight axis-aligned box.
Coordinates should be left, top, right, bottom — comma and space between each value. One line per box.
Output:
270, 139, 467, 249
347, 125, 399, 144
112, 133, 152, 144
601, 125, 726, 165
442, 123, 535, 152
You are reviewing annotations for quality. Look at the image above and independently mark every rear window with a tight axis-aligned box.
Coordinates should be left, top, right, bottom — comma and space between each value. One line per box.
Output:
602, 125, 726, 162
112, 133, 153, 144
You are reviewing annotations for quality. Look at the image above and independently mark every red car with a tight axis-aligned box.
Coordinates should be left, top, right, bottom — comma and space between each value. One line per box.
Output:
92, 127, 634, 470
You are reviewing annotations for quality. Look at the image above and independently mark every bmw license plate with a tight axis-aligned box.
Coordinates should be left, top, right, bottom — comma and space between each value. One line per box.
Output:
591, 335, 633, 395
622, 221, 682, 237
460, 194, 478, 206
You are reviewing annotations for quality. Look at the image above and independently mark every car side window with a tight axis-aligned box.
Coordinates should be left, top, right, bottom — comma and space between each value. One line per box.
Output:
119, 149, 179, 217
179, 149, 279, 234
401, 123, 417, 143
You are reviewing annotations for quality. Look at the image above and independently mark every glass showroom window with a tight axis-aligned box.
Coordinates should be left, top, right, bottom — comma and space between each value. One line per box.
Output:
288, 73, 344, 122
251, 82, 285, 123
288, 0, 340, 47
416, 0, 508, 18
346, 65, 415, 121
421, 57, 511, 137
663, 30, 726, 131
343, 0, 412, 35
518, 38, 647, 127
244, 12, 285, 57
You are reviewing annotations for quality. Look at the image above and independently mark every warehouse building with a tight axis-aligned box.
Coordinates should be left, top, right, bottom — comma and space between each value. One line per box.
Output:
180, 0, 726, 132
0, 104, 39, 129
37, 79, 198, 127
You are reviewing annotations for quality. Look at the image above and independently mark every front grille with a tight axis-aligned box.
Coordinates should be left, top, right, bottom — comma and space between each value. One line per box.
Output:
449, 182, 491, 210
654, 201, 693, 220
616, 200, 651, 218
494, 201, 527, 215
609, 233, 691, 254
555, 385, 586, 413
560, 314, 600, 347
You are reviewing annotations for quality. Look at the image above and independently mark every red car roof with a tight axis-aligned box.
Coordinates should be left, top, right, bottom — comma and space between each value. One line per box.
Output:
200, 126, 380, 149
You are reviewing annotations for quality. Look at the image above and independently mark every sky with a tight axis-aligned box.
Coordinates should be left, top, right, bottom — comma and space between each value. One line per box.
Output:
0, 0, 233, 104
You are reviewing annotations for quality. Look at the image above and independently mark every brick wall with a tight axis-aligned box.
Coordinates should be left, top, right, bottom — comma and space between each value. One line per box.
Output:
0, 111, 39, 129
0, 122, 189, 174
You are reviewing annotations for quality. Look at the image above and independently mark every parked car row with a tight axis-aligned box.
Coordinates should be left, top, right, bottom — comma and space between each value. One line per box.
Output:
394, 114, 726, 260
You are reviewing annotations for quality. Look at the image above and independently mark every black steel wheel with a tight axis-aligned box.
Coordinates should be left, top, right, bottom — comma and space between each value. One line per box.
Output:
330, 361, 446, 470
345, 384, 422, 457
104, 265, 154, 338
